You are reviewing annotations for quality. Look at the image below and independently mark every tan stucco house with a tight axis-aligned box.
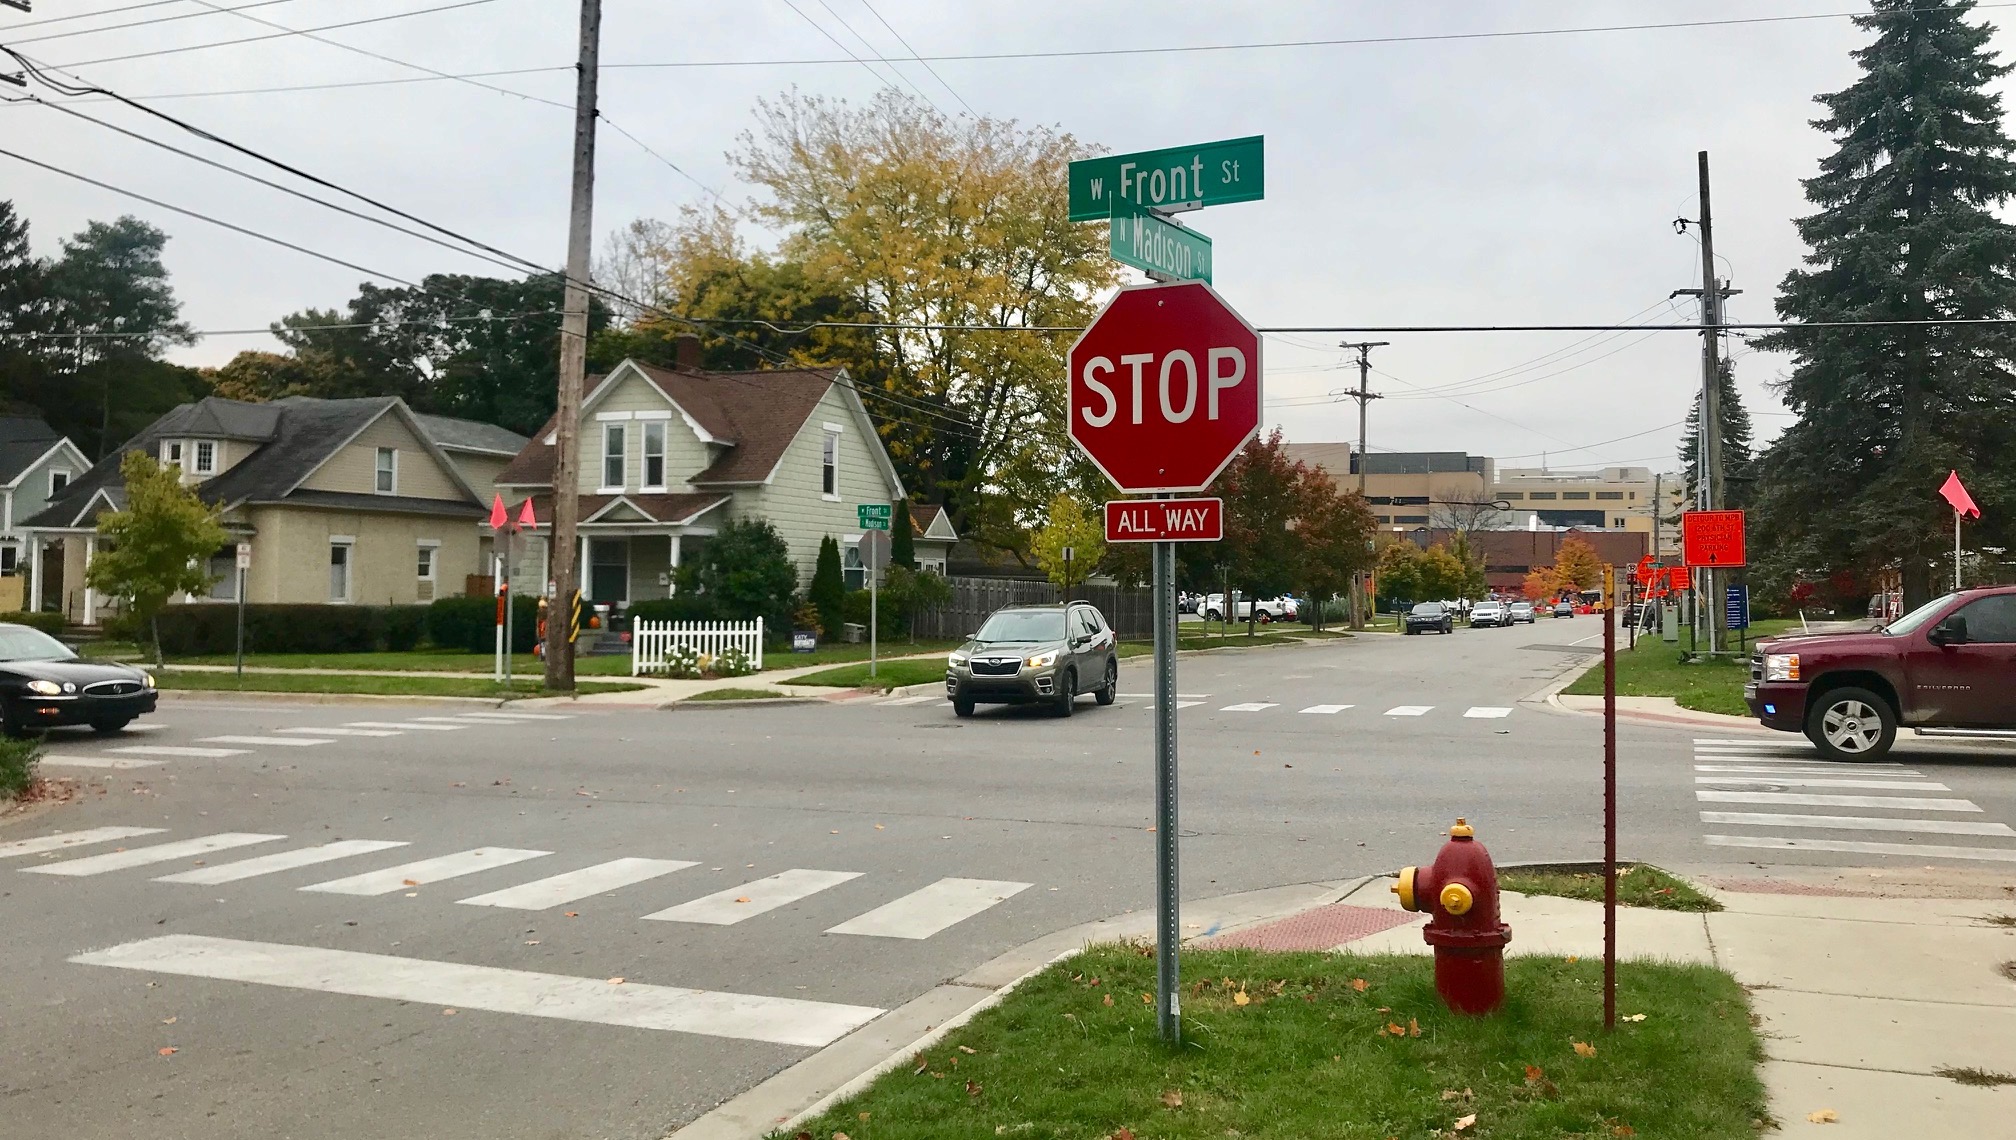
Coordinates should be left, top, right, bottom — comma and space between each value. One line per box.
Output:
493, 347, 955, 604
21, 396, 527, 622
0, 416, 90, 612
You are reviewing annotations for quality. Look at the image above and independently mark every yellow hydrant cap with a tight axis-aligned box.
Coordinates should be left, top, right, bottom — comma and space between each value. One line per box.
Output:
1440, 882, 1474, 916
1449, 817, 1475, 839
1392, 866, 1418, 912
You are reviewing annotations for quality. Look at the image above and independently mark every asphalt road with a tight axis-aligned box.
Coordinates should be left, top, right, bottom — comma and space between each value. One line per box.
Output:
5, 617, 2013, 1139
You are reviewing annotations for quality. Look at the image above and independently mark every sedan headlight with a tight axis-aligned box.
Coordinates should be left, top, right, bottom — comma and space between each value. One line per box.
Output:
947, 653, 969, 668
1026, 651, 1058, 668
1764, 653, 1801, 682
143, 672, 157, 689
25, 679, 61, 696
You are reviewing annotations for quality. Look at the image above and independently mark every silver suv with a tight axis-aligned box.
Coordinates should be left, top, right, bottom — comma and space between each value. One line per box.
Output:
946, 603, 1119, 718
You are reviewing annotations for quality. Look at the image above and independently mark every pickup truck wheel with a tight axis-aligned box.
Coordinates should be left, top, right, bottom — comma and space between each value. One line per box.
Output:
1805, 686, 1897, 761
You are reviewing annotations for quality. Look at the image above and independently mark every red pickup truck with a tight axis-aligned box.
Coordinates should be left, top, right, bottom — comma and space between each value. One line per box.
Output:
1745, 584, 2016, 760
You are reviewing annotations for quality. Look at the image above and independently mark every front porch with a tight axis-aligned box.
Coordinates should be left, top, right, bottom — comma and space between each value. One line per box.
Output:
578, 531, 711, 605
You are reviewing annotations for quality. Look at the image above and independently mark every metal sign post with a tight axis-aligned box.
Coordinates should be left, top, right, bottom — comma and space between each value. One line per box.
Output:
1602, 566, 1618, 1031
860, 529, 890, 680
1152, 519, 1180, 1043
234, 542, 251, 681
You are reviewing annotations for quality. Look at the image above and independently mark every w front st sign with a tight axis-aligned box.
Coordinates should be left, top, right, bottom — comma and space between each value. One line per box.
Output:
1067, 280, 1262, 494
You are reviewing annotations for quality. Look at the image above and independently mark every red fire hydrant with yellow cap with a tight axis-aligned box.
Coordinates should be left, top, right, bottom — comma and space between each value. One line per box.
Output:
1392, 817, 1513, 1015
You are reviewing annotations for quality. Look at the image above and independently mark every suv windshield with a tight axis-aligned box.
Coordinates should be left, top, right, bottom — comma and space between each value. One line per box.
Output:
0, 626, 77, 662
1410, 603, 1443, 615
1882, 593, 1958, 637
975, 610, 1066, 642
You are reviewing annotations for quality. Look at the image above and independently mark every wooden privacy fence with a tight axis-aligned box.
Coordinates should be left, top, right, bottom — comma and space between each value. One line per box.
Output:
632, 618, 764, 675
909, 577, 1157, 641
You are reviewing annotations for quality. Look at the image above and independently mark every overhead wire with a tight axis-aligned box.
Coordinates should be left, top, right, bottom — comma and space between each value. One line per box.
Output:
0, 0, 193, 32
854, 0, 974, 116
3, 0, 305, 46
44, 0, 503, 69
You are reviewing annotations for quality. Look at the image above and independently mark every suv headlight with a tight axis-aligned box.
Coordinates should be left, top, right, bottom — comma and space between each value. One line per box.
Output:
947, 653, 968, 668
1026, 651, 1058, 668
26, 679, 61, 696
1764, 653, 1801, 682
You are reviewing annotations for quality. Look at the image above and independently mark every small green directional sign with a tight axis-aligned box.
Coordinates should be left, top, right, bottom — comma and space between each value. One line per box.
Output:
857, 503, 892, 530
1069, 136, 1263, 222
1109, 200, 1212, 283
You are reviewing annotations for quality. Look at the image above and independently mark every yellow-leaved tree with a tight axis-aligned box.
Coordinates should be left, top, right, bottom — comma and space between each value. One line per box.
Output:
1030, 493, 1105, 597
1553, 536, 1606, 590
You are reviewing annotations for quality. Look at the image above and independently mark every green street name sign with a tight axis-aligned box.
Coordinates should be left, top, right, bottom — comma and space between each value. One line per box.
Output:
1068, 135, 1263, 222
857, 503, 892, 530
1109, 200, 1212, 283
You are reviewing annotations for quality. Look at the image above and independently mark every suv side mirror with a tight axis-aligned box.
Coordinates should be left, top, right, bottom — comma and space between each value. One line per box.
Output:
1930, 615, 1969, 646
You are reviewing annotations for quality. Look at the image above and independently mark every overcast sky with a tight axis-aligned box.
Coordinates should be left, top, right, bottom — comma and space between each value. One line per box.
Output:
7, 0, 2000, 474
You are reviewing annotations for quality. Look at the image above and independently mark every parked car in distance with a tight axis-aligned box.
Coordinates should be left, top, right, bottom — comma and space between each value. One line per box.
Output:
1553, 601, 1575, 618
1470, 601, 1510, 628
1199, 594, 1298, 623
1745, 585, 2016, 760
0, 623, 157, 737
1508, 602, 1536, 624
945, 603, 1118, 718
1404, 601, 1455, 635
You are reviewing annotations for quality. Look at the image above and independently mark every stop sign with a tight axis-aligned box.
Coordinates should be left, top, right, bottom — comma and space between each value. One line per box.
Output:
1068, 281, 1262, 493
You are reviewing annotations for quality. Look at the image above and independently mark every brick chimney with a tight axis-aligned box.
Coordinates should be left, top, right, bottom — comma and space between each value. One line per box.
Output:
674, 334, 702, 372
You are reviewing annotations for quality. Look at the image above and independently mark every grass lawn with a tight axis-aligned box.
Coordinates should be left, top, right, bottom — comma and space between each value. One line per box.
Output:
687, 687, 789, 701
153, 670, 644, 699
764, 638, 963, 669
147, 649, 639, 676
783, 943, 1766, 1140
1559, 618, 1802, 716
784, 659, 946, 689
1500, 864, 1723, 913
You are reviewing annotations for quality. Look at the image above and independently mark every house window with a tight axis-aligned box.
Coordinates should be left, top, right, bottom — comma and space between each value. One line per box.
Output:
642, 421, 666, 489
0, 546, 15, 575
375, 447, 398, 494
329, 541, 353, 603
165, 441, 183, 468
192, 440, 216, 474
1613, 517, 1627, 528
822, 430, 840, 499
417, 544, 436, 580
842, 540, 865, 589
602, 422, 627, 490
49, 469, 69, 497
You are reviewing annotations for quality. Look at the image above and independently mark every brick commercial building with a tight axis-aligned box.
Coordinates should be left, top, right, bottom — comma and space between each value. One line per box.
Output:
1398, 527, 1650, 596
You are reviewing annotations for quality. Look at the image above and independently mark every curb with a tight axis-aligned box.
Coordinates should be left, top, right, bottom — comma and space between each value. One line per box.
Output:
666, 696, 823, 710
666, 877, 1368, 1140
156, 689, 512, 708
1543, 692, 1769, 731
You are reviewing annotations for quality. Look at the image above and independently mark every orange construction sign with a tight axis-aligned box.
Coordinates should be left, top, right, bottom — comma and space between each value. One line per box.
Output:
1682, 510, 1746, 568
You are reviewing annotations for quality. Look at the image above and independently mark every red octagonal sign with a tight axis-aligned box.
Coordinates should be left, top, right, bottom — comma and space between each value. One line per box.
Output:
1068, 280, 1262, 494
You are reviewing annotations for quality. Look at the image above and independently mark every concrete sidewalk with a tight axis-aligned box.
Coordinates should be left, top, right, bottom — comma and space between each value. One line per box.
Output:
1229, 872, 2016, 1136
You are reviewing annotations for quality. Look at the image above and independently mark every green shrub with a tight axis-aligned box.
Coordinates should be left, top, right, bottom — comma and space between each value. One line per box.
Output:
842, 587, 907, 638
154, 603, 435, 655
426, 595, 538, 654
810, 536, 845, 638
0, 735, 41, 800
0, 611, 67, 637
629, 595, 718, 623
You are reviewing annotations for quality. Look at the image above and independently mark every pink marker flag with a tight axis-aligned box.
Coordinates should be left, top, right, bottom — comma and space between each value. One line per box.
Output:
1940, 471, 1982, 519
488, 492, 508, 530
517, 498, 538, 529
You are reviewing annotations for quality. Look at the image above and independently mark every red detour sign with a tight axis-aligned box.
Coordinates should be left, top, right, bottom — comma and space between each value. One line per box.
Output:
1666, 566, 1693, 592
1681, 509, 1747, 568
1068, 280, 1262, 493
1105, 497, 1223, 543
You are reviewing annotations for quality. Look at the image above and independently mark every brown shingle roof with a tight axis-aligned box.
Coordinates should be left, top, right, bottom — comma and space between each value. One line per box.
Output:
494, 363, 839, 489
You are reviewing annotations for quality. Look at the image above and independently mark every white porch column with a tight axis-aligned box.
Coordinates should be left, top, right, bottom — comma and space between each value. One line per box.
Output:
82, 534, 97, 625
26, 535, 41, 613
668, 534, 681, 593
578, 534, 591, 601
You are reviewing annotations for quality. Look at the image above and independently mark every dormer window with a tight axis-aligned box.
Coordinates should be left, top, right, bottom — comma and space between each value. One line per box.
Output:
192, 440, 216, 475
49, 469, 69, 497
164, 441, 184, 468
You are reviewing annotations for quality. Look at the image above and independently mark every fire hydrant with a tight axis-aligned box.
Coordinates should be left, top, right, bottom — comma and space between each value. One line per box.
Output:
1392, 817, 1513, 1015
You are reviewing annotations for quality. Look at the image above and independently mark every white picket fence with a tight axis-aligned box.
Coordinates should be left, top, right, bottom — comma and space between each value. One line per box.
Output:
631, 618, 764, 675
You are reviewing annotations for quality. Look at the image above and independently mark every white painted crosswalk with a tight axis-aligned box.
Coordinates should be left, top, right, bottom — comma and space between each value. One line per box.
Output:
198, 735, 333, 747
456, 857, 696, 910
643, 868, 863, 925
37, 755, 165, 769
1385, 705, 1433, 716
1, 827, 163, 858
301, 847, 551, 896
23, 833, 283, 876
1299, 704, 1354, 715
41, 713, 583, 772
109, 745, 247, 758
825, 877, 1031, 940
1692, 737, 2016, 865
156, 840, 411, 885
1220, 702, 1278, 712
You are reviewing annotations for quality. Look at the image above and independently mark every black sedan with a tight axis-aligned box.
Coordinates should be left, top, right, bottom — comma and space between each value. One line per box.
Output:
0, 623, 157, 736
1403, 602, 1455, 635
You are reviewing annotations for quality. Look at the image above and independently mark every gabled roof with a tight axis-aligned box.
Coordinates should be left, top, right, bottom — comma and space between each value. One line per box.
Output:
526, 491, 730, 528
496, 359, 902, 495
413, 412, 531, 457
911, 503, 958, 542
152, 397, 284, 442
0, 416, 84, 487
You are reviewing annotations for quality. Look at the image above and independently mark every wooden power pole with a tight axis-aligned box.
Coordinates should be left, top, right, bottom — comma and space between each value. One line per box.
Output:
1339, 340, 1387, 630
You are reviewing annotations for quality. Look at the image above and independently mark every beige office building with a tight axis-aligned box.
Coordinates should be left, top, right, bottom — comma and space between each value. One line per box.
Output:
1491, 465, 1685, 553
1283, 444, 1494, 527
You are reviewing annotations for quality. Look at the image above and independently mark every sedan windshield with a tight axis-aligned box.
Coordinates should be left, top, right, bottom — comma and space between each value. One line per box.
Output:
975, 611, 1066, 642
0, 626, 77, 662
1882, 594, 1957, 637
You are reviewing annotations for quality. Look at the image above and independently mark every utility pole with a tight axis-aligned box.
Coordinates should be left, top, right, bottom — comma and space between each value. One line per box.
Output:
1339, 340, 1388, 630
544, 0, 602, 693
1674, 152, 1739, 655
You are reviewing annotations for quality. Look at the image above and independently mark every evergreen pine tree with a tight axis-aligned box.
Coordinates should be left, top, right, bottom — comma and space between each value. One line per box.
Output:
809, 535, 846, 639
1681, 359, 1756, 511
1753, 0, 2016, 610
890, 499, 916, 569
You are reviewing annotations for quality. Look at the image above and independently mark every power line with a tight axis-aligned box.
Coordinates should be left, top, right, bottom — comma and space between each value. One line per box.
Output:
5, 0, 305, 46
855, 0, 974, 116
778, 0, 943, 115
1, 311, 565, 340
0, 0, 192, 31
43, 0, 503, 69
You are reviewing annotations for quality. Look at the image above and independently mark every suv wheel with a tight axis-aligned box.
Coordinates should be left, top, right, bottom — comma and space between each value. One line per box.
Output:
1054, 669, 1076, 717
1805, 686, 1897, 761
1094, 659, 1118, 706
952, 696, 974, 718
1205, 609, 1222, 622
1257, 611, 1272, 624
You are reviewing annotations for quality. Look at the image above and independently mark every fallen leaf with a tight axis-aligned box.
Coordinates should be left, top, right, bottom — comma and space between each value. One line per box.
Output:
913, 1052, 928, 1076
1565, 955, 1580, 964
1351, 978, 1369, 992
957, 1045, 976, 1055
1574, 1041, 1598, 1058
161, 1016, 177, 1025
858, 1112, 870, 1123
874, 823, 884, 830
1807, 1109, 1839, 1124
564, 912, 579, 918
1440, 1088, 1475, 1102
1409, 1017, 1422, 1037
1102, 993, 1114, 1007
830, 830, 839, 834
1613, 1125, 1637, 1137
1140, 992, 1153, 1005
1386, 1022, 1406, 1036
833, 1133, 851, 1140
402, 879, 418, 886
1161, 1089, 1183, 1108
965, 1079, 983, 1098
1453, 1113, 1477, 1132
607, 977, 625, 985
1113, 1129, 1136, 1140
931, 1072, 945, 1079
157, 1047, 177, 1056
794, 1133, 813, 1140
1525, 1065, 1545, 1083
1623, 1013, 1647, 1022
734, 897, 752, 904
1233, 990, 1251, 1006
442, 1008, 458, 1016
524, 940, 540, 945
1089, 977, 1101, 987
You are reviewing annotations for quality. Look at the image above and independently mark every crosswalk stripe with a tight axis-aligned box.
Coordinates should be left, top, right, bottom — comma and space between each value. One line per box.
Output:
1464, 707, 1513, 718
878, 695, 938, 707
1299, 704, 1354, 714
1385, 706, 1433, 716
1696, 790, 1980, 811
1, 827, 164, 859
1698, 812, 2016, 837
281, 727, 400, 737
1693, 738, 1801, 746
1120, 693, 1212, 699
108, 745, 248, 758
412, 716, 502, 724
22, 833, 284, 876
1695, 776, 1947, 791
155, 840, 411, 884
1693, 747, 1820, 758
456, 858, 698, 910
300, 848, 550, 896
70, 935, 884, 1048
37, 756, 164, 769
642, 868, 862, 925
343, 721, 465, 731
1705, 834, 2016, 864
198, 735, 334, 747
1220, 702, 1279, 712
1694, 764, 1917, 775
449, 711, 573, 721
1144, 701, 1204, 710
825, 877, 1032, 939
